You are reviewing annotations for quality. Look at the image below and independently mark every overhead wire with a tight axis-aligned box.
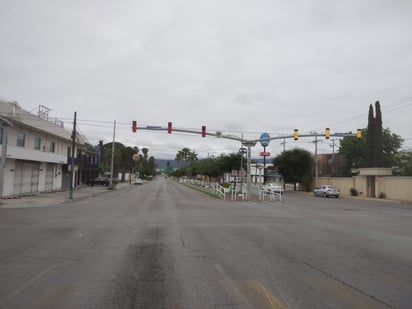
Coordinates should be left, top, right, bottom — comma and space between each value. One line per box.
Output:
2, 96, 411, 148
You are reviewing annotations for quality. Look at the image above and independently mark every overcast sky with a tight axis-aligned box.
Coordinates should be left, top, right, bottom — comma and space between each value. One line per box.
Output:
1, 0, 411, 159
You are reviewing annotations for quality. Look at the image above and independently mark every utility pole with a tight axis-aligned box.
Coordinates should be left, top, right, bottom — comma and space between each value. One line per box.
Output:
281, 137, 286, 152
329, 139, 337, 176
69, 112, 77, 199
110, 120, 116, 187
243, 140, 257, 199
240, 134, 244, 193
312, 134, 322, 188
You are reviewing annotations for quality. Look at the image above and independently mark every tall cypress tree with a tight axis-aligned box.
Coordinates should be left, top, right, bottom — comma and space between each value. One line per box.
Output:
365, 101, 384, 167
366, 104, 375, 167
374, 101, 383, 167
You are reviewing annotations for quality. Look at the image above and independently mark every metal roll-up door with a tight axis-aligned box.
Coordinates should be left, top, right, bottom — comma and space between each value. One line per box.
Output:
31, 164, 40, 193
13, 161, 23, 195
45, 164, 54, 191
13, 162, 40, 195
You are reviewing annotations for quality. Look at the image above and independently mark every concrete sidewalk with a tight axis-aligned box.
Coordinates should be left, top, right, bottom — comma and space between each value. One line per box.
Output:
0, 182, 130, 209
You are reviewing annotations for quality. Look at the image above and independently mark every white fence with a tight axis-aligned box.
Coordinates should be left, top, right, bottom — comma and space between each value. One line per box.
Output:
179, 178, 249, 200
259, 188, 282, 202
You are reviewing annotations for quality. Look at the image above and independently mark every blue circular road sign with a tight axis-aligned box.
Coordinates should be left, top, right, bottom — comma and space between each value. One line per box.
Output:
260, 133, 270, 147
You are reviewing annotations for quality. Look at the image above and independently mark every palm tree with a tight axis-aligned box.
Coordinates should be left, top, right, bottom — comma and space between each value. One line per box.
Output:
175, 148, 198, 176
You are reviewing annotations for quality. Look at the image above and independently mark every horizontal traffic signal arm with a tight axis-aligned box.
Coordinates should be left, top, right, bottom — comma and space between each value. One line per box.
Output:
135, 125, 218, 138
132, 122, 360, 143
255, 132, 359, 142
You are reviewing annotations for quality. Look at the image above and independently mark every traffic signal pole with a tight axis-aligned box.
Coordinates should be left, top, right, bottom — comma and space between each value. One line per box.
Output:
132, 122, 361, 200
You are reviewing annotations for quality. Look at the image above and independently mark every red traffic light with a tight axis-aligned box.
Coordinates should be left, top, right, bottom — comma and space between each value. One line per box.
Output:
201, 126, 206, 137
132, 121, 137, 133
168, 122, 172, 134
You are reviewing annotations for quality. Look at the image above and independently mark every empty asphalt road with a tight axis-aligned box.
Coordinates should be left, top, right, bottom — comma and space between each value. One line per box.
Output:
1, 178, 411, 308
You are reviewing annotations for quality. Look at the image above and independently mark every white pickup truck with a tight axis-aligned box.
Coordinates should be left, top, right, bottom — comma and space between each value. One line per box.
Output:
262, 183, 284, 194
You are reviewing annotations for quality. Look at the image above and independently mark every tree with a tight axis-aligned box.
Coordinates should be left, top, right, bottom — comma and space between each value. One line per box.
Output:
193, 157, 220, 178
366, 101, 384, 167
101, 142, 129, 176
339, 128, 403, 174
381, 128, 404, 167
339, 129, 367, 174
374, 101, 383, 166
366, 104, 375, 167
273, 148, 313, 191
101, 143, 156, 179
217, 153, 242, 174
394, 151, 412, 176
174, 152, 243, 179
136, 147, 157, 178
174, 148, 198, 177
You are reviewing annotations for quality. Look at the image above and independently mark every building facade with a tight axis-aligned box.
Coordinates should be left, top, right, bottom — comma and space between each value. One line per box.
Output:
0, 101, 82, 198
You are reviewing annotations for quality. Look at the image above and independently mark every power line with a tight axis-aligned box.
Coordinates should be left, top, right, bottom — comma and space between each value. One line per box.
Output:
318, 96, 412, 131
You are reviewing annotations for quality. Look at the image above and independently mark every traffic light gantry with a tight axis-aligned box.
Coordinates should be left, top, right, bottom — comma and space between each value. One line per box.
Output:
291, 128, 362, 140
131, 121, 207, 137
131, 121, 362, 141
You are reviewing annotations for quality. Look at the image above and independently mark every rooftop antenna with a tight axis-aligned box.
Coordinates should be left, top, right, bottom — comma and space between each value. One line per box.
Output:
38, 105, 50, 120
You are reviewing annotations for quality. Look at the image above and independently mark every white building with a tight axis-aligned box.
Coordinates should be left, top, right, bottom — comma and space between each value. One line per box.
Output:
250, 163, 283, 184
223, 163, 283, 185
0, 101, 81, 198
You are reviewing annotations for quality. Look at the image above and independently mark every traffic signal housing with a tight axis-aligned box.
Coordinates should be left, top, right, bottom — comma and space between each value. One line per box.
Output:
132, 121, 137, 133
325, 128, 330, 139
201, 126, 206, 137
357, 129, 362, 139
167, 122, 172, 134
294, 129, 298, 140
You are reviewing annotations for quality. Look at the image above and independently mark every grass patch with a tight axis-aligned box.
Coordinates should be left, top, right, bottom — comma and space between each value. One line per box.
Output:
180, 182, 222, 199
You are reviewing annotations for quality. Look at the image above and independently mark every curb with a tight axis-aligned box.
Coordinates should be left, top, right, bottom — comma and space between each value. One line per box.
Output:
0, 182, 130, 209
297, 190, 412, 205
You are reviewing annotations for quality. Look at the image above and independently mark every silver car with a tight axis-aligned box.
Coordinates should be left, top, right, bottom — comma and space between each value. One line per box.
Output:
133, 177, 143, 185
314, 185, 340, 198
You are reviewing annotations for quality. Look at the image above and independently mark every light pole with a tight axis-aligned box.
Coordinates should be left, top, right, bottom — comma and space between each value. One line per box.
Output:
243, 140, 257, 199
109, 120, 116, 188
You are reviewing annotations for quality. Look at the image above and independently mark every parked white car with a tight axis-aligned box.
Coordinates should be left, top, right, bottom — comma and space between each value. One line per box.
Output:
262, 183, 284, 194
314, 185, 340, 198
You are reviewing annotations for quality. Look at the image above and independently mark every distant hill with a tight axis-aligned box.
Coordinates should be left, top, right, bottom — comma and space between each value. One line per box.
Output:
155, 157, 273, 170
155, 159, 179, 169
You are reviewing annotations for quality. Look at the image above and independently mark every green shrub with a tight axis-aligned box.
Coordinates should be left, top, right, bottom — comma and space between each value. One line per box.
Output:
350, 188, 358, 196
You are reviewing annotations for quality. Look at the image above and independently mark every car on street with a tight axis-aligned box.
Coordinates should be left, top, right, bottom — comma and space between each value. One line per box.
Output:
87, 176, 118, 187
314, 185, 340, 198
262, 183, 284, 194
133, 177, 143, 185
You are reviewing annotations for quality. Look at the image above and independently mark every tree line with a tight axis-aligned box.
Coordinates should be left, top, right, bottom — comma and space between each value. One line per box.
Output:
98, 101, 411, 186
99, 142, 157, 179
170, 101, 411, 190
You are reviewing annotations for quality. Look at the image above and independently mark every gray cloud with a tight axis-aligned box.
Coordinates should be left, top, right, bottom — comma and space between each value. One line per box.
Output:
1, 0, 411, 158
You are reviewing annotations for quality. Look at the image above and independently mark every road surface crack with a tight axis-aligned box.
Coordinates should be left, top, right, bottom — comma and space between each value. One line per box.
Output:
302, 261, 394, 308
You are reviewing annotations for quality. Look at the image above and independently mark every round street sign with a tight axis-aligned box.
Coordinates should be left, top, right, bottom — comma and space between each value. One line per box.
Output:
260, 133, 270, 147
